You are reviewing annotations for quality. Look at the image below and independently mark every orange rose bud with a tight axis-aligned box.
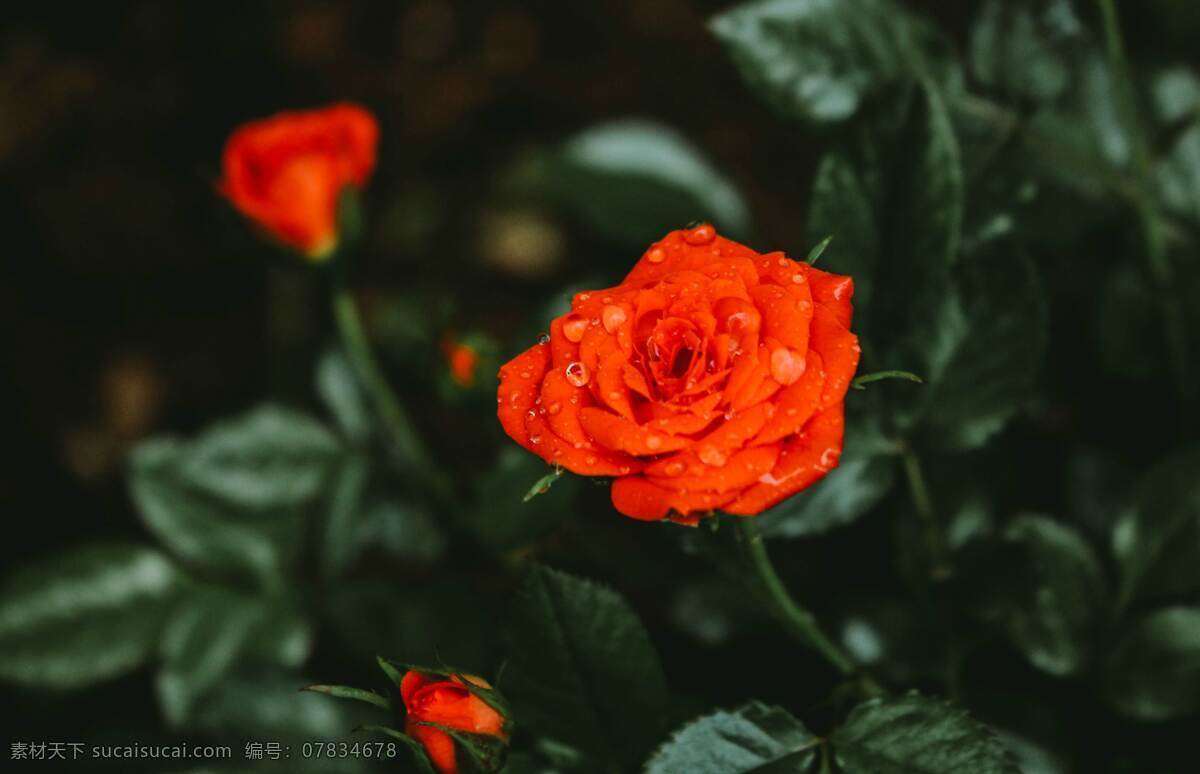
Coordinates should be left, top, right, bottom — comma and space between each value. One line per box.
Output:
219, 102, 379, 260
497, 225, 860, 523
442, 335, 481, 388
400, 671, 507, 774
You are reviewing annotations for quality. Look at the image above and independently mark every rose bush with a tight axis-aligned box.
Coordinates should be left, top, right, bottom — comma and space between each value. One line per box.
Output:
497, 224, 859, 523
400, 671, 508, 774
219, 102, 378, 259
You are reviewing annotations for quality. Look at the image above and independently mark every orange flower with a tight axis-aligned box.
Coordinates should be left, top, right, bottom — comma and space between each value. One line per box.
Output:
442, 335, 481, 387
219, 103, 378, 259
400, 671, 507, 774
497, 225, 859, 523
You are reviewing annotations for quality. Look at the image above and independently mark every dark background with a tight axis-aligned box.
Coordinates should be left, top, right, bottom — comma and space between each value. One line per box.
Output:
2, 1, 1197, 772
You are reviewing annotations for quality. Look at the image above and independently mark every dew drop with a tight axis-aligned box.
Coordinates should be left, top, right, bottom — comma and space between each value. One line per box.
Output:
585, 455, 598, 465
565, 361, 590, 387
618, 466, 631, 475
647, 247, 666, 264
770, 348, 806, 386
548, 402, 562, 415
520, 371, 532, 379
646, 434, 664, 450
530, 434, 542, 445
683, 224, 715, 245
699, 446, 727, 466
537, 333, 551, 344
563, 315, 588, 343
791, 273, 806, 284
819, 447, 839, 469
602, 304, 628, 333
777, 256, 789, 267
664, 460, 687, 476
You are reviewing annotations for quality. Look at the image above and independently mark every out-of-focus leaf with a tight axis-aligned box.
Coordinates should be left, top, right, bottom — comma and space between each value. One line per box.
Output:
760, 421, 897, 537
316, 349, 372, 443
324, 581, 497, 673
1156, 124, 1200, 223
961, 515, 1107, 676
193, 670, 379, 774
156, 584, 313, 726
969, 0, 1084, 104
1150, 66, 1200, 126
1101, 607, 1200, 721
1066, 448, 1136, 544
162, 403, 343, 510
709, 0, 947, 125
302, 684, 391, 711
548, 119, 751, 245
502, 565, 672, 770
1113, 447, 1200, 608
831, 693, 1019, 773
645, 702, 818, 774
916, 241, 1048, 451
809, 82, 965, 428
0, 544, 177, 689
466, 447, 580, 553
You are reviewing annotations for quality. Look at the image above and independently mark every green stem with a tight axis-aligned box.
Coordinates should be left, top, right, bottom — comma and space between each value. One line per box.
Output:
1096, 0, 1191, 395
329, 268, 447, 492
736, 518, 881, 695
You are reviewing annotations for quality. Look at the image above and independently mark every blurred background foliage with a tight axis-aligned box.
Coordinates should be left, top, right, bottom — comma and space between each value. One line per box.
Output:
1, 1, 1199, 772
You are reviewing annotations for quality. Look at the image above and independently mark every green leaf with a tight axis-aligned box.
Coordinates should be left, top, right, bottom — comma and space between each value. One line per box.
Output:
710, 0, 934, 126
645, 701, 819, 774
969, 0, 1084, 104
961, 515, 1107, 676
759, 422, 897, 538
916, 240, 1048, 450
1156, 124, 1200, 223
358, 725, 436, 774
804, 235, 833, 266
0, 544, 177, 689
467, 448, 580, 553
316, 349, 372, 443
808, 82, 965, 429
321, 454, 373, 579
1101, 607, 1200, 721
831, 693, 1019, 773
548, 119, 751, 245
501, 565, 672, 770
522, 468, 562, 502
851, 370, 924, 389
163, 403, 343, 509
156, 584, 313, 725
1113, 447, 1200, 609
1150, 66, 1200, 126
303, 684, 391, 711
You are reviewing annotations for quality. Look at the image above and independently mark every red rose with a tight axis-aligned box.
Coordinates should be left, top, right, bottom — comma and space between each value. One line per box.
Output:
400, 671, 507, 774
219, 103, 378, 259
442, 334, 481, 388
497, 225, 859, 523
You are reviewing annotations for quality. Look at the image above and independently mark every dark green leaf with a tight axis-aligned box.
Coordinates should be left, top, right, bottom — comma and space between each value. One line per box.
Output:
851, 370, 924, 389
1101, 607, 1200, 720
303, 684, 391, 711
961, 515, 1107, 676
808, 82, 965, 429
321, 454, 373, 579
1156, 124, 1200, 223
969, 0, 1084, 104
759, 422, 897, 538
548, 120, 751, 244
831, 693, 1019, 773
916, 240, 1048, 450
316, 349, 372, 443
522, 468, 562, 502
501, 565, 672, 770
0, 544, 178, 689
1113, 447, 1200, 608
358, 725, 436, 774
467, 448, 580, 553
645, 701, 818, 774
156, 584, 313, 725
1150, 66, 1200, 126
804, 235, 832, 265
709, 0, 932, 125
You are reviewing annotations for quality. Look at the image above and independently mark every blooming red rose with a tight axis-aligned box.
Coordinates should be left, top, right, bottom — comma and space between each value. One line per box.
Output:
400, 671, 507, 774
219, 103, 378, 259
497, 225, 859, 523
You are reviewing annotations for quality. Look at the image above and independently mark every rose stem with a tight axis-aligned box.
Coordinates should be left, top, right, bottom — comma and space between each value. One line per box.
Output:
329, 265, 449, 496
736, 517, 882, 696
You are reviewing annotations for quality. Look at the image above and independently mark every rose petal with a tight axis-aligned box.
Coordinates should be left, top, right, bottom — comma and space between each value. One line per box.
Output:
578, 407, 690, 456
753, 351, 825, 445
809, 306, 861, 410
751, 283, 812, 353
497, 342, 549, 451
724, 405, 845, 515
528, 410, 643, 475
649, 445, 780, 494
808, 267, 855, 328
610, 475, 737, 521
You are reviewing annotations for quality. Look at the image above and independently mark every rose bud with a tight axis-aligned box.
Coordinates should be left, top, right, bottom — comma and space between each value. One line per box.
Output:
219, 102, 378, 260
497, 224, 860, 524
400, 671, 508, 774
442, 334, 481, 388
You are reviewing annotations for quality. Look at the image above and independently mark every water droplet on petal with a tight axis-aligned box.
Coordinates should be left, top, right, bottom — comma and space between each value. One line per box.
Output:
537, 333, 551, 344
770, 348, 806, 386
646, 434, 663, 450
683, 224, 715, 245
585, 455, 598, 465
530, 434, 542, 445
791, 273, 806, 284
618, 466, 631, 475
563, 315, 588, 342
699, 446, 727, 466
647, 247, 666, 263
664, 460, 687, 476
548, 402, 562, 415
777, 256, 789, 266
520, 371, 532, 379
602, 304, 628, 333
819, 447, 839, 469
565, 361, 590, 387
